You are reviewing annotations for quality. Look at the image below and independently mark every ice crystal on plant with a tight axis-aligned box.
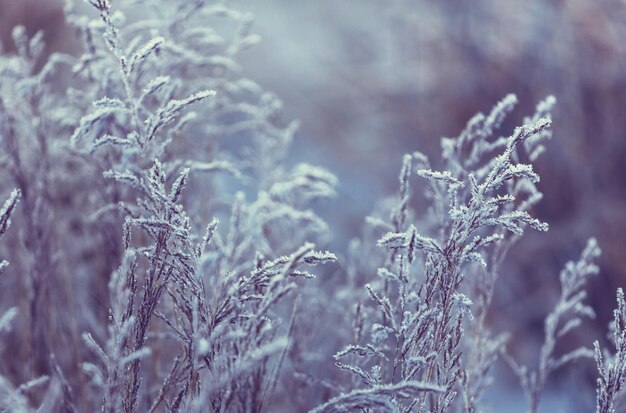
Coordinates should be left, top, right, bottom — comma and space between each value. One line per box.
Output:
0, 2, 621, 412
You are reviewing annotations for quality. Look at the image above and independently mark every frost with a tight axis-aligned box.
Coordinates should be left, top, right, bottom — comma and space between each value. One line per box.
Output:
595, 288, 626, 413
452, 292, 473, 319
0, 1, 616, 412
129, 36, 165, 73
416, 169, 463, 187
144, 90, 216, 143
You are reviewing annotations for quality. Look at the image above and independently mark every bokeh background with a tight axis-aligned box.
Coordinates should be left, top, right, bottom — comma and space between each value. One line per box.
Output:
1, 0, 625, 411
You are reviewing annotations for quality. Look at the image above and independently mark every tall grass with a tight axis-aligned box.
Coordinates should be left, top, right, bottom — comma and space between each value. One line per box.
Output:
0, 1, 622, 412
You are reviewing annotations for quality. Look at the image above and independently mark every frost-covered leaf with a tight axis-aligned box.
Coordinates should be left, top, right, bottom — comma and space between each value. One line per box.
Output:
417, 169, 463, 187
129, 36, 165, 73
145, 90, 216, 143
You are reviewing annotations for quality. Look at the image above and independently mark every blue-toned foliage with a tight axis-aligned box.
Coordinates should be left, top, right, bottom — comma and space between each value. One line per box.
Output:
0, 1, 622, 412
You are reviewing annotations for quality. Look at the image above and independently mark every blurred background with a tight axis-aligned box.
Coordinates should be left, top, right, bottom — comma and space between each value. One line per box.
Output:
1, 0, 625, 411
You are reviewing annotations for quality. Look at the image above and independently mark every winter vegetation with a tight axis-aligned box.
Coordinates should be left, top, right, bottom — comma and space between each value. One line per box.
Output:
0, 0, 624, 412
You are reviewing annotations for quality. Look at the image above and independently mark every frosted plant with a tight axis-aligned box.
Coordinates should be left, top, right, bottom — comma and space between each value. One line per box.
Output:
0, 1, 622, 411
0, 189, 19, 368
0, 22, 79, 380
0, 189, 19, 275
65, 0, 335, 255
64, 1, 337, 411
505, 238, 601, 413
0, 190, 54, 412
81, 249, 146, 413
594, 288, 626, 413
321, 96, 552, 413
459, 95, 556, 413
311, 381, 445, 413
